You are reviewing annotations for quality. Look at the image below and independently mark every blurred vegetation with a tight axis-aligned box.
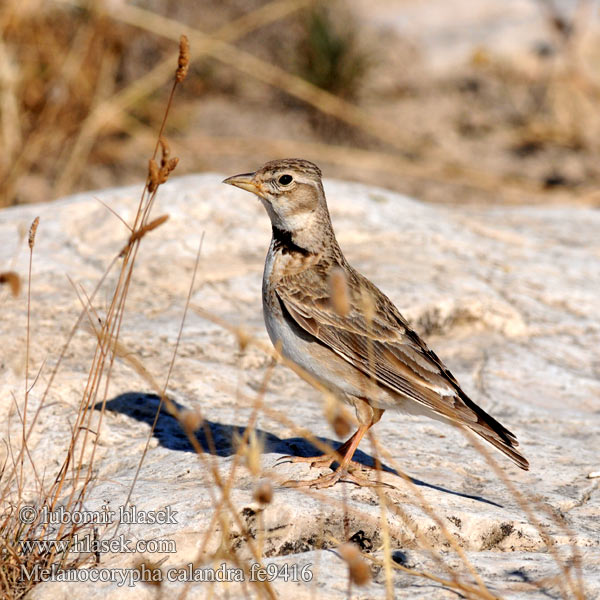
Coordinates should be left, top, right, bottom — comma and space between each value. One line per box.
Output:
1, 0, 600, 208
0, 1, 172, 206
297, 3, 371, 99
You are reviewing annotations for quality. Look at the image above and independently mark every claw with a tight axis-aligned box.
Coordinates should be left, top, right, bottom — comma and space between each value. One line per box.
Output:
273, 455, 295, 467
273, 453, 336, 469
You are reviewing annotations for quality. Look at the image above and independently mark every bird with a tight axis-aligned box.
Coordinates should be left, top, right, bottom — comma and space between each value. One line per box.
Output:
223, 158, 529, 488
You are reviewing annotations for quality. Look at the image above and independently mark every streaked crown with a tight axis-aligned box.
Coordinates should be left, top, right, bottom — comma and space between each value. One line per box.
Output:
223, 157, 336, 254
258, 158, 322, 180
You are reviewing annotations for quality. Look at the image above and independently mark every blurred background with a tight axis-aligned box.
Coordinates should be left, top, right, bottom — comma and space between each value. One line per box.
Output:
2, 0, 600, 208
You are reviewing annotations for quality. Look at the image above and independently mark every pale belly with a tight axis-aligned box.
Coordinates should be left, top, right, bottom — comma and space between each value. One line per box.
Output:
262, 248, 393, 406
260, 247, 452, 423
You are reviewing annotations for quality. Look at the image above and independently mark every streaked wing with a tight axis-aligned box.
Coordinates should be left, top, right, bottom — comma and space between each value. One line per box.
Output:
275, 263, 528, 470
276, 266, 471, 421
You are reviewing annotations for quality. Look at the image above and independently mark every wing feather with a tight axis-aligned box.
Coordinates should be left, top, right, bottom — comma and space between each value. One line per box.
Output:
275, 263, 529, 470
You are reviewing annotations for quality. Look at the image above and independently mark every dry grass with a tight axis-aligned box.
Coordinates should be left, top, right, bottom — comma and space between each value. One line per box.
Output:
3, 0, 600, 208
191, 307, 587, 600
0, 1, 593, 599
0, 34, 188, 599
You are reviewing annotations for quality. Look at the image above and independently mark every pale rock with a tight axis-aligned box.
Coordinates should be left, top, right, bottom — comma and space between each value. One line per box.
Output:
0, 175, 598, 599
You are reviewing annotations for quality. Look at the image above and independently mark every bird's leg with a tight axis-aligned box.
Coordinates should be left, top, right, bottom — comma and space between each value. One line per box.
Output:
282, 424, 389, 489
274, 430, 360, 469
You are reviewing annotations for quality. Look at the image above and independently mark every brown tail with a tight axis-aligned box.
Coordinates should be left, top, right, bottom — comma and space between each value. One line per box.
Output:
458, 389, 530, 471
474, 425, 530, 470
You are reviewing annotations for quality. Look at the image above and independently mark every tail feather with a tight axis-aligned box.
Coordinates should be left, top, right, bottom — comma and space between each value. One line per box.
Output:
456, 389, 529, 471
473, 425, 530, 471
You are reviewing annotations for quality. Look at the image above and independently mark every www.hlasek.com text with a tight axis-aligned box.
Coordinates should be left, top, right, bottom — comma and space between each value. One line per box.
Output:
19, 533, 176, 555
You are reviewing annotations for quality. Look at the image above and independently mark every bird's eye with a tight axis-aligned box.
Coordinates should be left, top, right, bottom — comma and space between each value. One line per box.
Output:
278, 174, 293, 186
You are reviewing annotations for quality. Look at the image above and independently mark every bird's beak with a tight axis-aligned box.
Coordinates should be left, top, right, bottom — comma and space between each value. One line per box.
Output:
222, 172, 262, 196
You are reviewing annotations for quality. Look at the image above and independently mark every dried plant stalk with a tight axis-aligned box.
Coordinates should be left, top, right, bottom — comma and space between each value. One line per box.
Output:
120, 214, 169, 256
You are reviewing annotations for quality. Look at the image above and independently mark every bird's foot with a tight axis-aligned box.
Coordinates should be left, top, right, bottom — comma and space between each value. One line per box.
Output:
282, 465, 392, 489
274, 453, 381, 472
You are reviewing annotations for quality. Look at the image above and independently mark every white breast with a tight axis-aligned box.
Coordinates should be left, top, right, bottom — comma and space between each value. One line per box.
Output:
261, 243, 291, 352
261, 243, 359, 398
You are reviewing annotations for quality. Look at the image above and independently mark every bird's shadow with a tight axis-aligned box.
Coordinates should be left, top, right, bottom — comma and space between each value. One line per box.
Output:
99, 392, 502, 508
505, 569, 560, 600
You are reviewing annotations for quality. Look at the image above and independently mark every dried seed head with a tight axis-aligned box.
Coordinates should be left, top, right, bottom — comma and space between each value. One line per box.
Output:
0, 272, 21, 297
253, 480, 273, 505
324, 393, 352, 438
332, 412, 352, 438
148, 159, 160, 193
338, 543, 371, 586
180, 409, 203, 432
166, 157, 179, 173
235, 327, 250, 351
143, 214, 170, 235
329, 267, 350, 317
158, 168, 168, 186
28, 217, 39, 249
147, 157, 179, 193
120, 214, 169, 256
159, 137, 171, 166
176, 35, 190, 83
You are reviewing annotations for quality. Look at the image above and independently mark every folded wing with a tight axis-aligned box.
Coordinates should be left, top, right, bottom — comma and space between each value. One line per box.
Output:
276, 265, 529, 470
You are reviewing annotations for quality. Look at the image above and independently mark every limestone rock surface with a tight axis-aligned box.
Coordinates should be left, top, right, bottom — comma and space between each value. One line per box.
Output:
0, 175, 598, 599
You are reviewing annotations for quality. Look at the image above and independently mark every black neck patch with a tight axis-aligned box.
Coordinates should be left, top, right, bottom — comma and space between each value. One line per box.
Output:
272, 226, 311, 256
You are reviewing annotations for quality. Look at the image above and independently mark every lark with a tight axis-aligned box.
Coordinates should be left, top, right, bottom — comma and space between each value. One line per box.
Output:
224, 159, 529, 488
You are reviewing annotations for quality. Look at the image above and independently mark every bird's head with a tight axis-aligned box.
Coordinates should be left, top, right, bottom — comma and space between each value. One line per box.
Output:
223, 158, 329, 237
